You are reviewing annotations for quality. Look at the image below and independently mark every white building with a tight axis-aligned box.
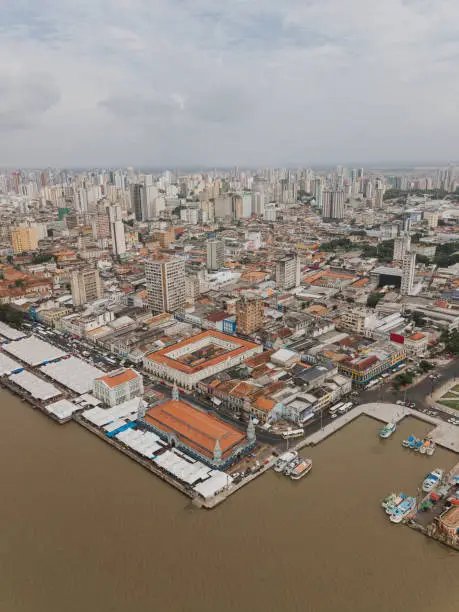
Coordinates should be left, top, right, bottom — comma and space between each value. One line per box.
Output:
92, 368, 144, 407
401, 252, 416, 296
423, 211, 439, 228
276, 254, 301, 290
393, 234, 411, 262
146, 256, 185, 313
109, 204, 126, 257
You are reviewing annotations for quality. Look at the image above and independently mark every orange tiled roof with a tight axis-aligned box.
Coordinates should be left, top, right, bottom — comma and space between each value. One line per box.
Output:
97, 369, 138, 388
408, 332, 425, 341
145, 330, 259, 374
144, 399, 247, 459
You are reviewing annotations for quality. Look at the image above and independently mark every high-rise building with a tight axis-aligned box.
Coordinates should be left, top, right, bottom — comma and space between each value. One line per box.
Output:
11, 227, 38, 253
109, 204, 126, 257
206, 239, 225, 271
71, 268, 102, 307
322, 189, 345, 221
423, 211, 439, 228
393, 234, 411, 262
130, 183, 146, 221
146, 256, 186, 313
375, 187, 384, 209
276, 254, 301, 290
236, 296, 264, 335
401, 252, 416, 296
312, 178, 323, 209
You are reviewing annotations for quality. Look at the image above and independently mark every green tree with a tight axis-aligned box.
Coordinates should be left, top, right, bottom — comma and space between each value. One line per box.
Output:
419, 360, 434, 372
367, 293, 384, 308
14, 279, 24, 288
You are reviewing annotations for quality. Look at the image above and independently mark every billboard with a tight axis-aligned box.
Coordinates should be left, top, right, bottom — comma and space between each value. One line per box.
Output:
390, 332, 405, 344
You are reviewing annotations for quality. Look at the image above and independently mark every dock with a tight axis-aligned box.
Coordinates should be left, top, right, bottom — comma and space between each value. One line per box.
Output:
297, 402, 459, 453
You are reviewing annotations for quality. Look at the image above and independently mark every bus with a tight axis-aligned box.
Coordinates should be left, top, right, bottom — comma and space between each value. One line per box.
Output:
339, 402, 353, 414
282, 428, 304, 439
329, 402, 344, 417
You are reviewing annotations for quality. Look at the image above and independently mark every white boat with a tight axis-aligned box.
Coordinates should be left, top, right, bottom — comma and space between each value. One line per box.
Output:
290, 458, 312, 480
379, 422, 396, 439
389, 497, 417, 523
385, 494, 406, 514
284, 457, 300, 476
419, 441, 428, 455
426, 442, 436, 456
381, 493, 397, 509
422, 468, 444, 493
274, 451, 298, 473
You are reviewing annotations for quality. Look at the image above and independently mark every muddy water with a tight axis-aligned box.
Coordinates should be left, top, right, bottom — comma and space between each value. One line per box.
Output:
1, 389, 458, 612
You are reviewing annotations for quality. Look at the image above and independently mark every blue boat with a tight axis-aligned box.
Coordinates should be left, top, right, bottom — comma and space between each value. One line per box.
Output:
409, 437, 418, 449
403, 435, 416, 448
414, 440, 424, 452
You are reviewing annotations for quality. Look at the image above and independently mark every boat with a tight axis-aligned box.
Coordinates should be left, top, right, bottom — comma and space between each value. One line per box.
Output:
422, 468, 444, 493
409, 437, 418, 449
381, 493, 397, 509
389, 497, 417, 523
402, 435, 415, 448
385, 494, 406, 514
290, 458, 312, 480
419, 441, 428, 455
414, 439, 424, 452
379, 422, 396, 439
284, 457, 300, 476
426, 441, 436, 456
274, 451, 298, 473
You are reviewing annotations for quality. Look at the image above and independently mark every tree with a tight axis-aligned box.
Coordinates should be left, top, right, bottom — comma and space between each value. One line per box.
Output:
14, 279, 24, 288
416, 254, 430, 265
367, 293, 384, 308
419, 360, 434, 372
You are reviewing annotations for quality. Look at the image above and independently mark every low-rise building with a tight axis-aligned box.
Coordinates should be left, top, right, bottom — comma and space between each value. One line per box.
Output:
93, 368, 144, 407
338, 342, 407, 388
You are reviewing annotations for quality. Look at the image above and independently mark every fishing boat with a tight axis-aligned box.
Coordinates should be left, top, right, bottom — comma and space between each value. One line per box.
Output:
284, 457, 300, 476
274, 451, 298, 473
379, 422, 396, 439
414, 439, 424, 452
422, 468, 444, 493
419, 440, 428, 455
290, 458, 312, 480
426, 441, 436, 456
389, 497, 417, 523
385, 493, 406, 514
402, 435, 416, 448
409, 437, 418, 450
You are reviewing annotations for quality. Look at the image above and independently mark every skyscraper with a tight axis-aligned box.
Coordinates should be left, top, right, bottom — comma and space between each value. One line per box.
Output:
206, 239, 225, 271
322, 189, 345, 221
401, 252, 416, 296
146, 256, 186, 313
130, 183, 146, 221
71, 268, 102, 307
109, 204, 126, 257
276, 254, 301, 290
393, 234, 411, 262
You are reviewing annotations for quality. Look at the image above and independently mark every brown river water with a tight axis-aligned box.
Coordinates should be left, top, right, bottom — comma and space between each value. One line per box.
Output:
1, 389, 458, 612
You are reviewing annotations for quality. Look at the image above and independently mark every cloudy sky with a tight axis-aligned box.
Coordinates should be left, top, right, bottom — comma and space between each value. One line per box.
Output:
1, 0, 459, 168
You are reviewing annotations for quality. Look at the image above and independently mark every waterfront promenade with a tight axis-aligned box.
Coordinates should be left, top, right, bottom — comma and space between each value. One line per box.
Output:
300, 402, 459, 453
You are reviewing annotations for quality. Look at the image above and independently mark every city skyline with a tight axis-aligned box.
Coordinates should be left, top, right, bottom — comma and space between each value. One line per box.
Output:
1, 0, 459, 167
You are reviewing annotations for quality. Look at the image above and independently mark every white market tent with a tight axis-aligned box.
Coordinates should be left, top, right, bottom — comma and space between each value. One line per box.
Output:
9, 370, 61, 401
4, 336, 67, 366
0, 352, 22, 376
154, 450, 212, 485
194, 471, 233, 500
82, 397, 146, 427
45, 399, 79, 420
116, 428, 164, 458
40, 357, 104, 394
0, 322, 26, 340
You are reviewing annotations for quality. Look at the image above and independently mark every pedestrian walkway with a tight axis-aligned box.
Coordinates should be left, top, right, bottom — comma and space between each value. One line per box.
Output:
299, 402, 459, 453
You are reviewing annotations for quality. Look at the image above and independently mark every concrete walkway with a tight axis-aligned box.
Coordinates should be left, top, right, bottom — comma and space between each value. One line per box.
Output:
298, 402, 459, 453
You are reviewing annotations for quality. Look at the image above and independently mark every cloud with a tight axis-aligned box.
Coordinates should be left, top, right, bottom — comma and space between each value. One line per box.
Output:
1, 0, 459, 166
0, 72, 59, 131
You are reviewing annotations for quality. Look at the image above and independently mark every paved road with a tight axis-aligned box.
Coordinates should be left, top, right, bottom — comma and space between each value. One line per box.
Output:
360, 358, 459, 419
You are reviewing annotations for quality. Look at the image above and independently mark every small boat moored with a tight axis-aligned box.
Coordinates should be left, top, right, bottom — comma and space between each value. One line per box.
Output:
426, 441, 436, 456
379, 422, 396, 439
422, 468, 444, 493
290, 458, 313, 480
274, 451, 298, 473
402, 435, 416, 448
389, 497, 417, 523
284, 457, 300, 476
385, 493, 406, 515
